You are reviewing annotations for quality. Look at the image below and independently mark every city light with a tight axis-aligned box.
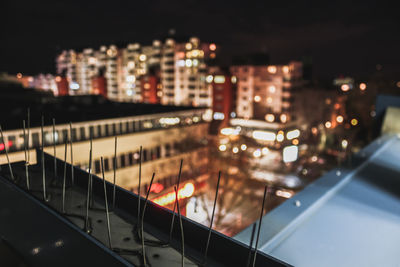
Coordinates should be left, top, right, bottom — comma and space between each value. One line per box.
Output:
311, 127, 318, 135
325, 121, 332, 128
177, 60, 185, 67
341, 139, 348, 149
139, 54, 147, 61
232, 147, 239, 153
209, 43, 217, 51
268, 85, 276, 93
292, 139, 299, 145
55, 76, 62, 82
283, 145, 298, 163
220, 127, 239, 136
267, 66, 277, 74
254, 95, 261, 102
219, 144, 227, 151
159, 117, 180, 125
214, 75, 225, 83
213, 112, 225, 120
265, 114, 275, 122
185, 59, 193, 67
253, 149, 262, 157
241, 144, 247, 151
280, 114, 288, 123
206, 75, 213, 83
252, 130, 276, 141
69, 82, 80, 90
359, 83, 367, 91
153, 183, 195, 206
267, 97, 273, 104
126, 75, 136, 83
185, 43, 192, 50
276, 131, 284, 142
231, 76, 237, 83
336, 115, 344, 123
282, 66, 290, 74
276, 189, 292, 198
341, 84, 350, 92
397, 81, 400, 88
262, 147, 269, 155
286, 129, 300, 140
16, 73, 22, 79
351, 118, 358, 126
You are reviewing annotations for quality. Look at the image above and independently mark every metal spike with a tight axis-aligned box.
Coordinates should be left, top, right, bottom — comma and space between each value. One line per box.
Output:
169, 159, 183, 244
101, 157, 112, 249
137, 146, 142, 224
23, 120, 30, 189
112, 136, 117, 210
27, 108, 30, 164
62, 140, 68, 213
69, 122, 74, 185
203, 171, 221, 265
0, 125, 14, 181
85, 138, 93, 233
41, 116, 47, 201
245, 223, 257, 267
252, 186, 268, 267
89, 134, 94, 208
141, 172, 155, 267
52, 118, 57, 179
174, 186, 185, 267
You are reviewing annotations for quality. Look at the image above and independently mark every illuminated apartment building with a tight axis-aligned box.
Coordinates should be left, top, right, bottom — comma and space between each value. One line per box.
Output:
230, 61, 302, 122
224, 62, 303, 163
206, 67, 237, 131
55, 37, 214, 106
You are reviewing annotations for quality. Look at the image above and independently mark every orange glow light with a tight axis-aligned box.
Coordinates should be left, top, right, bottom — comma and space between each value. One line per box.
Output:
209, 43, 217, 51
153, 183, 195, 206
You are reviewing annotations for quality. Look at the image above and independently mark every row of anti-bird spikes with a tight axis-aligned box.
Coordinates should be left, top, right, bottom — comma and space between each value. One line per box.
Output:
0, 111, 268, 267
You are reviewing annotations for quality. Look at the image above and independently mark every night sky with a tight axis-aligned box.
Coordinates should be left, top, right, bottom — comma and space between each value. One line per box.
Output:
2, 0, 399, 79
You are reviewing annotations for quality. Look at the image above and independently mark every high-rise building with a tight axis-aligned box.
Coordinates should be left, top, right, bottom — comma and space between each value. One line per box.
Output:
55, 37, 213, 106
230, 61, 302, 123
207, 67, 236, 130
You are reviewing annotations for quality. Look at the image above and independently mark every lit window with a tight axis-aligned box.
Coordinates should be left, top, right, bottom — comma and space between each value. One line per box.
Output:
286, 129, 300, 140
341, 84, 350, 92
269, 85, 276, 93
283, 145, 298, 163
214, 75, 225, 83
325, 121, 332, 128
265, 114, 275, 122
126, 75, 136, 83
282, 66, 289, 73
267, 66, 277, 74
280, 114, 287, 123
177, 60, 185, 67
139, 54, 147, 61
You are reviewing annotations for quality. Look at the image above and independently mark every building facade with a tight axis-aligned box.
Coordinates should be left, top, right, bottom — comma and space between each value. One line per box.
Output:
55, 37, 214, 107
